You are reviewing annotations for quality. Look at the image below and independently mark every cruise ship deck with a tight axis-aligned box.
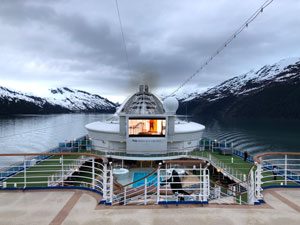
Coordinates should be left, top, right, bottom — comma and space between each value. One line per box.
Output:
1, 85, 299, 222
0, 188, 299, 225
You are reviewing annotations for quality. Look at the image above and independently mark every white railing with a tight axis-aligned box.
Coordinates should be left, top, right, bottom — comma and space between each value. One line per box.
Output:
113, 174, 158, 206
209, 185, 247, 205
111, 165, 210, 206
206, 153, 247, 184
47, 156, 91, 186
0, 154, 106, 199
251, 152, 300, 204
158, 167, 210, 204
188, 151, 250, 184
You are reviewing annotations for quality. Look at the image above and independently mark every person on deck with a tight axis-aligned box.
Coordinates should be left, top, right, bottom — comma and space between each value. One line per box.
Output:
243, 151, 248, 162
273, 166, 278, 180
161, 170, 189, 200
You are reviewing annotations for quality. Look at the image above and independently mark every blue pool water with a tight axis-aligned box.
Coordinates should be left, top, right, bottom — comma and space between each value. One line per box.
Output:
132, 172, 158, 188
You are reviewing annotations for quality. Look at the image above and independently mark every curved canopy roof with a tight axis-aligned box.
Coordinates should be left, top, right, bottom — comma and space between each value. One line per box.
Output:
118, 85, 165, 115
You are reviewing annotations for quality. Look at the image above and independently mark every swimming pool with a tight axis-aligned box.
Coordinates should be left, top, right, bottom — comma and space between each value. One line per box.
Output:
132, 172, 158, 188
114, 168, 162, 187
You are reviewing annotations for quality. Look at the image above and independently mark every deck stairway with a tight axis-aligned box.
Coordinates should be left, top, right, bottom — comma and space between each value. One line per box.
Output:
47, 156, 92, 186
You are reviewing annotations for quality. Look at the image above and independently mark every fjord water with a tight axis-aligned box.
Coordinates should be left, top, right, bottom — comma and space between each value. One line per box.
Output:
0, 114, 112, 155
196, 117, 300, 154
0, 114, 299, 157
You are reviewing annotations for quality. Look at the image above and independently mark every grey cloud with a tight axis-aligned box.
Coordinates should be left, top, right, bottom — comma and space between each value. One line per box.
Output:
0, 0, 300, 101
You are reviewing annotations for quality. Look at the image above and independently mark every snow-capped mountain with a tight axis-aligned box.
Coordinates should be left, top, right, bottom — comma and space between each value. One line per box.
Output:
180, 57, 300, 102
47, 87, 116, 112
178, 57, 300, 119
0, 86, 116, 114
0, 86, 47, 106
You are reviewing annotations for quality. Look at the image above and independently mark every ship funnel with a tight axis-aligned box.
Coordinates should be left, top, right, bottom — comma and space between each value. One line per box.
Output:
139, 84, 149, 93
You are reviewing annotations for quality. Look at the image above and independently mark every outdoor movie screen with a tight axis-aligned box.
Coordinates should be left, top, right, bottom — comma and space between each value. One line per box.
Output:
128, 118, 166, 137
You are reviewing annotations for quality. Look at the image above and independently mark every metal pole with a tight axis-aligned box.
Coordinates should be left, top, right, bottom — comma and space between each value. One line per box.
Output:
109, 163, 113, 204
284, 154, 287, 185
248, 168, 255, 204
157, 164, 161, 204
144, 178, 147, 205
207, 169, 210, 198
199, 165, 202, 201
204, 169, 208, 202
23, 156, 26, 188
103, 163, 107, 201
255, 163, 263, 201
124, 186, 127, 205
92, 158, 95, 189
61, 155, 64, 186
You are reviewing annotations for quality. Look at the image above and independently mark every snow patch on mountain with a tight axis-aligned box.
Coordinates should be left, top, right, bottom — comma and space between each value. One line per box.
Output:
180, 57, 300, 102
0, 86, 117, 113
47, 87, 116, 111
0, 86, 46, 107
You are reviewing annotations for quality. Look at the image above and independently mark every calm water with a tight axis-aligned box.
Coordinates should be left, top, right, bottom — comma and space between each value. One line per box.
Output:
0, 114, 112, 155
195, 117, 300, 154
0, 114, 299, 157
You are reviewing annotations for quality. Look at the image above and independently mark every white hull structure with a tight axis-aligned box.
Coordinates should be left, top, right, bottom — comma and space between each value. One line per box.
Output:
85, 85, 205, 160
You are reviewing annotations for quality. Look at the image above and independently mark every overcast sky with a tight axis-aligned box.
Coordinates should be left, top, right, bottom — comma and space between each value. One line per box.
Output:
0, 0, 299, 102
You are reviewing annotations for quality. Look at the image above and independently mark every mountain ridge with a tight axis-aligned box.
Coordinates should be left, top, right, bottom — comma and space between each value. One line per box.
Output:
177, 57, 300, 119
0, 86, 116, 114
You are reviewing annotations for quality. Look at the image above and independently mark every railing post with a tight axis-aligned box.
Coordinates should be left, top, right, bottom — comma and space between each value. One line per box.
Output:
199, 165, 202, 201
144, 178, 147, 205
203, 169, 208, 202
157, 164, 161, 204
103, 163, 107, 202
247, 169, 253, 204
92, 158, 95, 189
124, 186, 127, 205
108, 162, 113, 204
23, 156, 26, 188
254, 163, 263, 203
61, 155, 64, 186
284, 154, 287, 185
233, 186, 236, 197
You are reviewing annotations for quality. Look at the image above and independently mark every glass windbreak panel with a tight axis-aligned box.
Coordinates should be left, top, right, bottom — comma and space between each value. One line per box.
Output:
128, 118, 166, 137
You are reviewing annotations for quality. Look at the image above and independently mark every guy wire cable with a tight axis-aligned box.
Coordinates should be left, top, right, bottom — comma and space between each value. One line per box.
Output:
168, 0, 274, 97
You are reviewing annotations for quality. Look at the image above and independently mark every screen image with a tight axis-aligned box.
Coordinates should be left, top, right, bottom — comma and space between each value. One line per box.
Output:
128, 118, 166, 137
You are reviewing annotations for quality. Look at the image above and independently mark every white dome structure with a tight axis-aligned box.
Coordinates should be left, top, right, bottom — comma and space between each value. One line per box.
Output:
118, 85, 164, 115
163, 97, 179, 115
85, 85, 205, 160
